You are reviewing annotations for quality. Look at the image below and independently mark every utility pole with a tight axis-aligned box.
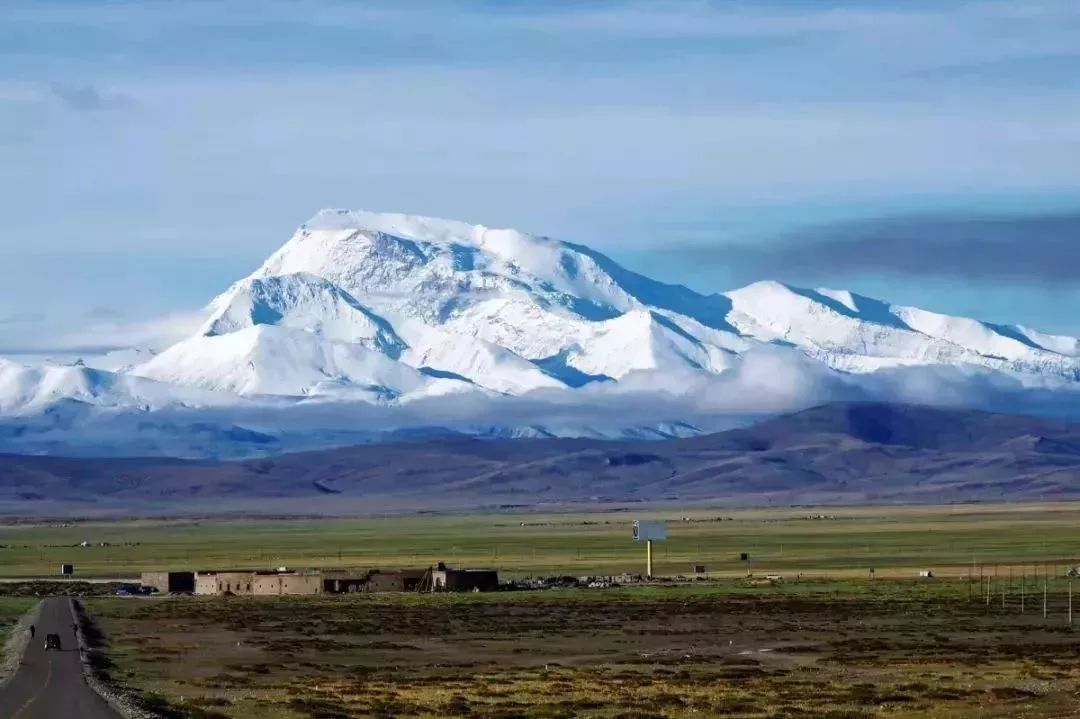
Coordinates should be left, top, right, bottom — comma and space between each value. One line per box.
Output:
1043, 576, 1048, 619
646, 539, 654, 579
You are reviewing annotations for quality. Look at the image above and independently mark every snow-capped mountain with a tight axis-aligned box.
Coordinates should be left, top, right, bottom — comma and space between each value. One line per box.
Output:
204, 208, 1080, 388
2, 208, 1079, 457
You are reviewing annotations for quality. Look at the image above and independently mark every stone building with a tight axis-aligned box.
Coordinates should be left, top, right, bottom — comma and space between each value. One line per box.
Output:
320, 568, 426, 593
253, 570, 322, 595
430, 562, 499, 592
161, 563, 498, 596
195, 570, 256, 596
140, 571, 195, 594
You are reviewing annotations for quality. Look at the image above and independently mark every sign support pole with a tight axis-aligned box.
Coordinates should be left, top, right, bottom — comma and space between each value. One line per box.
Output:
632, 520, 665, 579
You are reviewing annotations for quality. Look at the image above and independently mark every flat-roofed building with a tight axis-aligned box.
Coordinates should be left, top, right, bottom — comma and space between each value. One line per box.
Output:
430, 562, 498, 592
320, 570, 368, 594
253, 570, 322, 596
166, 564, 496, 596
194, 571, 255, 596
320, 569, 426, 593
141, 571, 195, 594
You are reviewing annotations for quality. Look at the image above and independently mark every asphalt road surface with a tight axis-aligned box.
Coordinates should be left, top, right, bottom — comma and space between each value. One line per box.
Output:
0, 597, 120, 718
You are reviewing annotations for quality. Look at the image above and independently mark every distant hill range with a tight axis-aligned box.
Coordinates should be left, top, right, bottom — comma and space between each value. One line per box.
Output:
2, 402, 1080, 515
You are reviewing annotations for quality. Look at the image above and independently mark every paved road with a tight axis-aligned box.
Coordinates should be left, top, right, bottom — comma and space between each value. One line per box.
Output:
0, 597, 120, 718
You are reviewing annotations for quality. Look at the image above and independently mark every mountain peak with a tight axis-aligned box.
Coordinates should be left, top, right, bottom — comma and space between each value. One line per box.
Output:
300, 208, 505, 249
200, 272, 405, 356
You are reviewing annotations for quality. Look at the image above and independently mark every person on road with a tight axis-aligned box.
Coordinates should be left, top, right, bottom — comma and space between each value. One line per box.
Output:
29, 624, 35, 639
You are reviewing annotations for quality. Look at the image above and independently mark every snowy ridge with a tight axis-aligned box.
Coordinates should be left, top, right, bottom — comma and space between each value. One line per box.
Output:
724, 281, 1080, 379
202, 272, 406, 356
134, 325, 462, 400
0, 357, 230, 415
3, 208, 1080, 457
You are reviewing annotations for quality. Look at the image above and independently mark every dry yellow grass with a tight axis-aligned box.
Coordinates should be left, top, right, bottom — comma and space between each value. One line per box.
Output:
87, 580, 1080, 718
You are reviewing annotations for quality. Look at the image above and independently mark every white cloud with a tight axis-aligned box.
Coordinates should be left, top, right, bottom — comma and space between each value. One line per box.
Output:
163, 349, 1080, 435
0, 310, 205, 357
4, 342, 1078, 458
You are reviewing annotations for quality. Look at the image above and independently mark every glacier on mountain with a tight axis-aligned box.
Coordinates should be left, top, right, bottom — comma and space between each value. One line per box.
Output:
3, 208, 1079, 457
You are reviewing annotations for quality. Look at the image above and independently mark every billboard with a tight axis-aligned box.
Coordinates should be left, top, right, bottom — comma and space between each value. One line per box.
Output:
632, 520, 667, 541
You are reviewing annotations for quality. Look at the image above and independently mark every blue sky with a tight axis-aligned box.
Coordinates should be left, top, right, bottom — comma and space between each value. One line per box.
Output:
2, 0, 1079, 350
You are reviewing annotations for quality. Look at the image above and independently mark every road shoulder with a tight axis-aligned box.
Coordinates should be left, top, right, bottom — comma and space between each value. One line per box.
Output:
71, 598, 159, 719
0, 599, 41, 688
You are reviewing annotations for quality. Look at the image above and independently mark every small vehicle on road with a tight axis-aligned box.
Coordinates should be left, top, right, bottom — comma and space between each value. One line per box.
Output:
44, 633, 61, 651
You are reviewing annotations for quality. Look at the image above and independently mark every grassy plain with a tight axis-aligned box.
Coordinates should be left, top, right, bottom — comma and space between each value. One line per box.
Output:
33, 503, 1080, 718
4, 502, 1080, 580
86, 580, 1080, 719
0, 597, 36, 649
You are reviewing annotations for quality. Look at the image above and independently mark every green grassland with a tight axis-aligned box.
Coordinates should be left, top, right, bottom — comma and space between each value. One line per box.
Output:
0, 597, 36, 650
4, 503, 1080, 579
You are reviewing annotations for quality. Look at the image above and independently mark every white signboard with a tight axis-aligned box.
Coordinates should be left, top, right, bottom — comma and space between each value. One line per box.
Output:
632, 520, 667, 542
